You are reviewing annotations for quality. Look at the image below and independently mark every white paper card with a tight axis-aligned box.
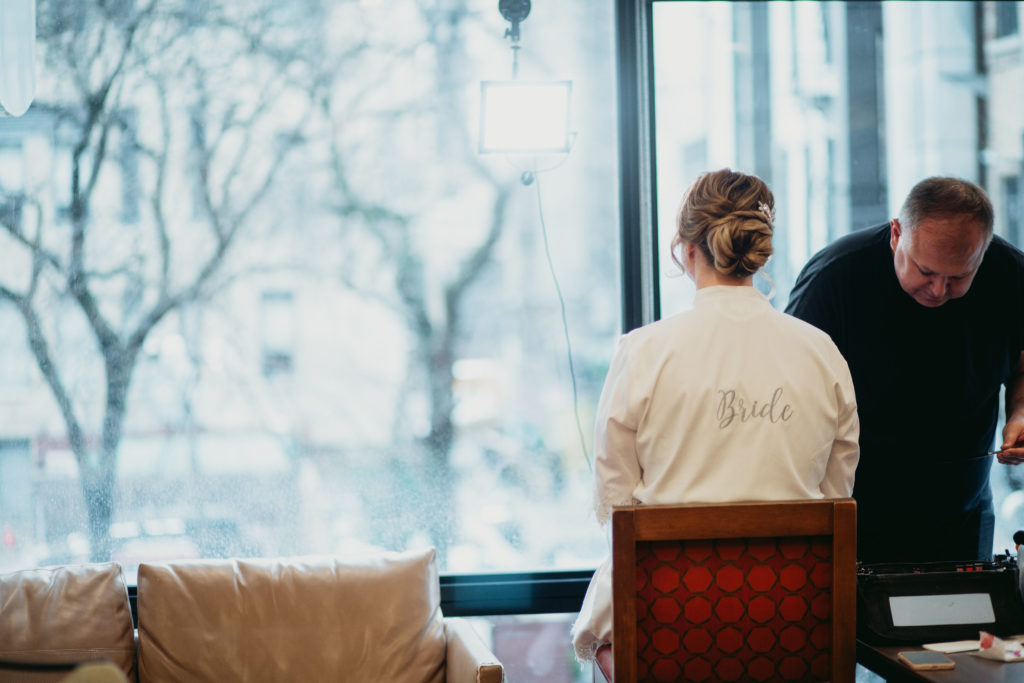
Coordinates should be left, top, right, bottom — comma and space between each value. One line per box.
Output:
889, 593, 995, 627
923, 640, 980, 654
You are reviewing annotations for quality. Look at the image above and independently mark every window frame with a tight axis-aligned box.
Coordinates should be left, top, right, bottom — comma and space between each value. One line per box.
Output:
617, 0, 661, 334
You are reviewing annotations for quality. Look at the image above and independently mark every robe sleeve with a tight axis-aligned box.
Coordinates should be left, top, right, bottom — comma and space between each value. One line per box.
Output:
592, 334, 644, 525
821, 345, 860, 498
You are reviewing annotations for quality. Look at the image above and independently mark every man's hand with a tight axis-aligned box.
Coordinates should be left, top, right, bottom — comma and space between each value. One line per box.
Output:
1001, 353, 1024, 465
999, 414, 1024, 465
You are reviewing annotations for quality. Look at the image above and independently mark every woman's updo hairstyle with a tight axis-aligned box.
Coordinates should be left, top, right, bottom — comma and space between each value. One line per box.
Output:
671, 168, 775, 278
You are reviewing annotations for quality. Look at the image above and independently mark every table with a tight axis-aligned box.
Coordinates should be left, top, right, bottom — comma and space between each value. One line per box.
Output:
858, 639, 1024, 682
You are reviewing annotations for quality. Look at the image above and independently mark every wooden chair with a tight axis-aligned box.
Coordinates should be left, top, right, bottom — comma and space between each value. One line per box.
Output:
612, 499, 856, 683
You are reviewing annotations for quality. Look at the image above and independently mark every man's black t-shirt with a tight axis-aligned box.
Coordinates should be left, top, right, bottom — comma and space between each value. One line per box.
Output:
786, 224, 1024, 562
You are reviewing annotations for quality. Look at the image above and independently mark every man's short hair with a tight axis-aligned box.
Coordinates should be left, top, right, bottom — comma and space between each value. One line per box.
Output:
899, 176, 994, 235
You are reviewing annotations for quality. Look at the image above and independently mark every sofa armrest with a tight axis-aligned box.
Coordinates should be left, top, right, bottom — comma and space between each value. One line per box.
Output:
443, 618, 503, 683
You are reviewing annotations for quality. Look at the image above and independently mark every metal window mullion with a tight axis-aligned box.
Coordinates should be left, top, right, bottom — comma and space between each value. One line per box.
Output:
616, 0, 660, 333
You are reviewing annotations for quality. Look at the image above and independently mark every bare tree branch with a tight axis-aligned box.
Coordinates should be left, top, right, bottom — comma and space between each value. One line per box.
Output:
1, 283, 87, 457
149, 85, 173, 298
0, 193, 64, 273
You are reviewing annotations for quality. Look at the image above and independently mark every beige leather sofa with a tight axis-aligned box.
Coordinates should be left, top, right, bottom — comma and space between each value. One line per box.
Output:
0, 548, 504, 683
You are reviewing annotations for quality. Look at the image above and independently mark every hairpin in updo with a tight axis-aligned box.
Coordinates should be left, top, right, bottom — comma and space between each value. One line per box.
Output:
758, 201, 776, 223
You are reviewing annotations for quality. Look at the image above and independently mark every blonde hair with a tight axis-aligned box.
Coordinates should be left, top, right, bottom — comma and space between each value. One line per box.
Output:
671, 169, 775, 278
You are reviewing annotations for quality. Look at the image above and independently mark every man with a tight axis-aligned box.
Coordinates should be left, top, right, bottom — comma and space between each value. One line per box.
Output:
786, 176, 1024, 563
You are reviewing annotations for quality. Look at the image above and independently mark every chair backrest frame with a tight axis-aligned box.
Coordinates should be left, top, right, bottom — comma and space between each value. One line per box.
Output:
612, 498, 856, 683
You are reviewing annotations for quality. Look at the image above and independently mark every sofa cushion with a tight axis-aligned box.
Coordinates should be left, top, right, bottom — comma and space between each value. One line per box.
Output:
0, 563, 136, 683
137, 548, 445, 683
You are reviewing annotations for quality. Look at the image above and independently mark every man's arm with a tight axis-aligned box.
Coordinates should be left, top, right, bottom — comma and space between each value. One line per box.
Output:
998, 351, 1024, 465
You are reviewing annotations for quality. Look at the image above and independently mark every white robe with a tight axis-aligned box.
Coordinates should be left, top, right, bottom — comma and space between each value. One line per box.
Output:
571, 285, 860, 661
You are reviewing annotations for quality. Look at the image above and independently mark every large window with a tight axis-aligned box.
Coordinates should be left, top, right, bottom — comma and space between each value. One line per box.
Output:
0, 1, 618, 589
647, 0, 1024, 551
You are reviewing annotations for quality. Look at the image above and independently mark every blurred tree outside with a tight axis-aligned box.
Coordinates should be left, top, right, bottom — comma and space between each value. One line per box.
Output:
0, 0, 316, 560
0, 0, 615, 570
315, 0, 516, 560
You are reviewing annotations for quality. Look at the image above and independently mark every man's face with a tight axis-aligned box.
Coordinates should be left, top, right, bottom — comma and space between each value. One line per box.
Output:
890, 215, 989, 308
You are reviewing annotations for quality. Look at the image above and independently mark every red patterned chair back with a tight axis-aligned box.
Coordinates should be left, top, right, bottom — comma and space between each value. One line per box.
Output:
612, 499, 856, 683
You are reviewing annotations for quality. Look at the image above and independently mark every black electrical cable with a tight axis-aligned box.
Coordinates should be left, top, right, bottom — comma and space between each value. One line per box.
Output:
532, 170, 591, 472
